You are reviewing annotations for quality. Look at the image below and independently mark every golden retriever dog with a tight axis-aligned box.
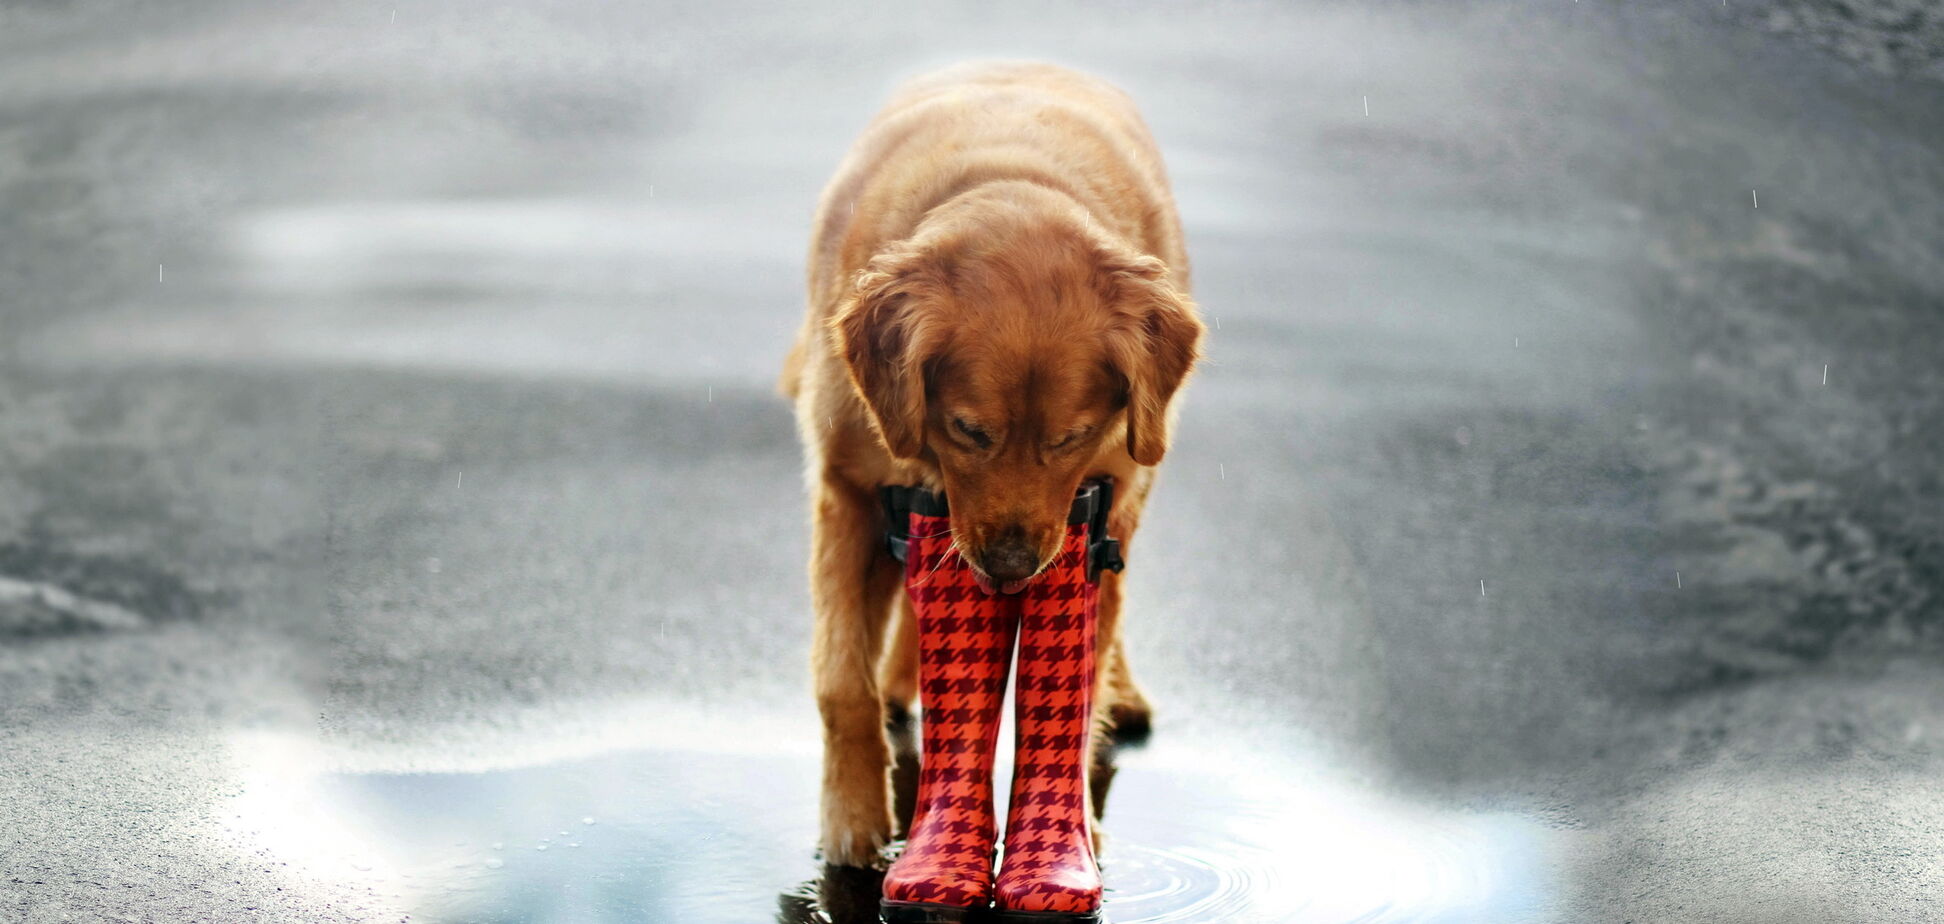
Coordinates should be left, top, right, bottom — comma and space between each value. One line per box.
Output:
781, 61, 1203, 868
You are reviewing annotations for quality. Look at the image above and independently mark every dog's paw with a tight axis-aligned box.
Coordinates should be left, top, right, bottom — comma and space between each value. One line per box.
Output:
820, 796, 895, 869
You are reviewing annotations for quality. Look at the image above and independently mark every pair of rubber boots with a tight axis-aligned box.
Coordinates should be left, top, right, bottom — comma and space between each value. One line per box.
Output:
880, 511, 1104, 924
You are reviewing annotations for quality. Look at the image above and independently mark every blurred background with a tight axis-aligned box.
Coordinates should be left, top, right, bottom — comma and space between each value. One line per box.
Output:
3, 1, 1942, 921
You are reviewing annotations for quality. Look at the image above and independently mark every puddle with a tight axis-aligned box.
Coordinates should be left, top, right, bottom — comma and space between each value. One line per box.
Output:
225, 720, 1552, 923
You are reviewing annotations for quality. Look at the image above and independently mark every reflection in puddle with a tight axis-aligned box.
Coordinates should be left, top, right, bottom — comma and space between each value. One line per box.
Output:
225, 721, 1550, 922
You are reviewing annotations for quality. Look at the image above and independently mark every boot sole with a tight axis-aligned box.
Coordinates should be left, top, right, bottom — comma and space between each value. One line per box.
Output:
881, 899, 985, 923
988, 909, 1105, 924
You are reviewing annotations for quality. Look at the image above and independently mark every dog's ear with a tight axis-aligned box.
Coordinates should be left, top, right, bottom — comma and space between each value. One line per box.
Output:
830, 247, 946, 460
1102, 252, 1203, 467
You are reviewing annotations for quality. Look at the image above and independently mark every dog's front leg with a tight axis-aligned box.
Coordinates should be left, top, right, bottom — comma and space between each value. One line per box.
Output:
1095, 496, 1153, 743
1086, 509, 1145, 850
1085, 566, 1126, 853
811, 475, 902, 868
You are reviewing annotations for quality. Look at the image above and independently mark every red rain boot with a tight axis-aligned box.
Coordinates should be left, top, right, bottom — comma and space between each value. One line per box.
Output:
880, 509, 1019, 924
993, 521, 1104, 923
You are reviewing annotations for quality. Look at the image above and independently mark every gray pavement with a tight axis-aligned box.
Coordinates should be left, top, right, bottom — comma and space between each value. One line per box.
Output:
4, 1, 1943, 921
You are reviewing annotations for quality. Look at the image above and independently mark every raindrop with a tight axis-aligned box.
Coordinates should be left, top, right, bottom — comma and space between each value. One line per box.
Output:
483, 858, 505, 869
582, 817, 596, 825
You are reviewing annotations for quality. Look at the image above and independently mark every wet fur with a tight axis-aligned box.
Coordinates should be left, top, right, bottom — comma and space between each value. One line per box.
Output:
783, 61, 1203, 868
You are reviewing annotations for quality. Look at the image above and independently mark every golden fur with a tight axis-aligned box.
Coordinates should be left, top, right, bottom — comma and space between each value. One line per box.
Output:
783, 61, 1203, 868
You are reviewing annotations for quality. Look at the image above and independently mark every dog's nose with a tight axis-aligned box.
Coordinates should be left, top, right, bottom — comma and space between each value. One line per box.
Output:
979, 529, 1040, 585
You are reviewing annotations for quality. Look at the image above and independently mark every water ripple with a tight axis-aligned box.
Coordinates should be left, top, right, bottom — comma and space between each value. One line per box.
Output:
1107, 842, 1259, 923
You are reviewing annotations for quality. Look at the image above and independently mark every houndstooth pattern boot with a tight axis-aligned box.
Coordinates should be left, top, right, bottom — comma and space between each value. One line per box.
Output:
880, 510, 1020, 923
993, 521, 1104, 923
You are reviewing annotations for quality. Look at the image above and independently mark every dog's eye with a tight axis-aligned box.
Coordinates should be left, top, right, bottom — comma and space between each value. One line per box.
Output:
1047, 427, 1092, 451
952, 418, 993, 449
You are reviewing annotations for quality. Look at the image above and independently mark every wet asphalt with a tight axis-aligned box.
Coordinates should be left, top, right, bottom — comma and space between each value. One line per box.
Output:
4, 1, 1944, 921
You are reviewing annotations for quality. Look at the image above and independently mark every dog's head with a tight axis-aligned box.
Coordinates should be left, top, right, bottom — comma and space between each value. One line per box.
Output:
831, 195, 1202, 590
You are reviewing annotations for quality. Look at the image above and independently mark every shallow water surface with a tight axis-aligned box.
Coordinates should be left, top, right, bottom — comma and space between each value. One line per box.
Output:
227, 722, 1550, 923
